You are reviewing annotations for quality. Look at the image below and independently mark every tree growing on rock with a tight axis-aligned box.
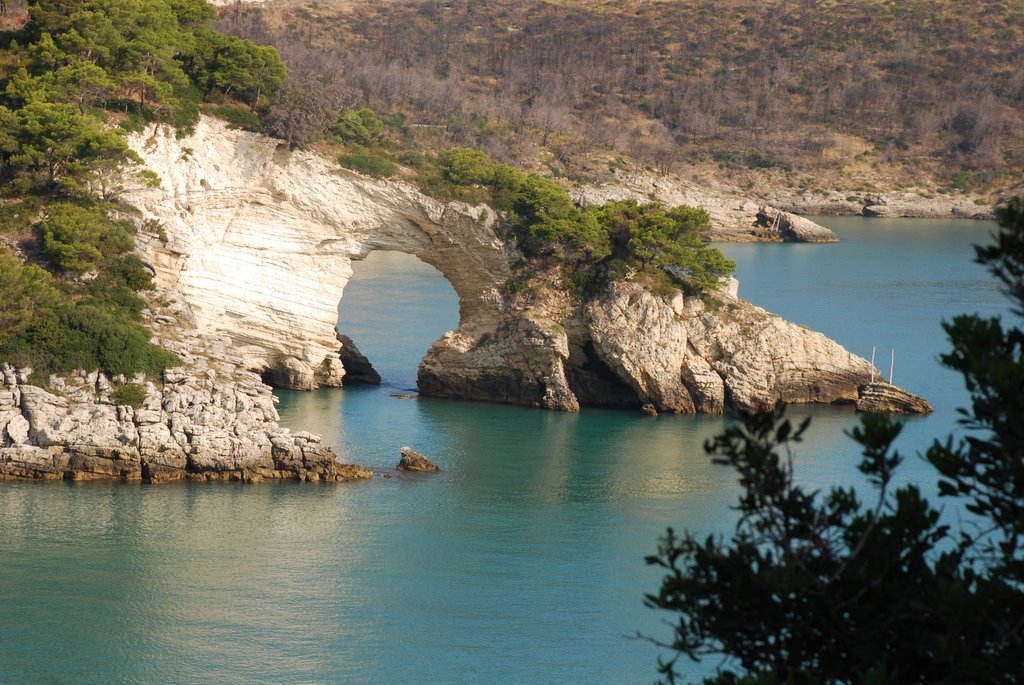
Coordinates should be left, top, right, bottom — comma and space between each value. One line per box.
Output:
645, 199, 1024, 684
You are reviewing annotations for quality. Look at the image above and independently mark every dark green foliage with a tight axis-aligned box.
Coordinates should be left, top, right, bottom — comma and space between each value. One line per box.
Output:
925, 197, 1024, 583
111, 382, 147, 408
9, 101, 132, 191
646, 199, 1024, 684
208, 104, 263, 132
589, 200, 734, 291
0, 197, 42, 234
0, 254, 60, 347
0, 105, 17, 173
36, 201, 134, 273
439, 147, 494, 186
338, 151, 398, 179
330, 107, 384, 145
192, 30, 286, 106
432, 148, 733, 297
8, 0, 284, 133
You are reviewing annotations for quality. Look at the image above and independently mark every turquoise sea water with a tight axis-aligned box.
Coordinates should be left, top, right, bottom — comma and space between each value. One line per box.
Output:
0, 218, 1008, 684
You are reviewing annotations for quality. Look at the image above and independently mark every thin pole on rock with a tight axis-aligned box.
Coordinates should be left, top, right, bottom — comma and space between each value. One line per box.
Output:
890, 348, 895, 385
870, 346, 876, 382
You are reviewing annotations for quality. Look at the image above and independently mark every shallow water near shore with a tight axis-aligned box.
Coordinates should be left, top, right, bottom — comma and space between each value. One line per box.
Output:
0, 217, 1009, 684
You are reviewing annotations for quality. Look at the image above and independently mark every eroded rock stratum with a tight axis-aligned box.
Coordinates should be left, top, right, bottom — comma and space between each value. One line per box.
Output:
123, 117, 926, 415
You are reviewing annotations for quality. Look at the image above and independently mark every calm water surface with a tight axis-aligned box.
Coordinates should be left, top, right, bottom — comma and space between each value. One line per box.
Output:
0, 218, 1008, 684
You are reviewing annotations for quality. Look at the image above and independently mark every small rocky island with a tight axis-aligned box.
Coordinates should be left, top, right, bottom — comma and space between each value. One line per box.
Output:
1, 117, 930, 483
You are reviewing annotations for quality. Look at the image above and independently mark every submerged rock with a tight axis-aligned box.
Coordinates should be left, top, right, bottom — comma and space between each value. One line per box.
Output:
397, 446, 440, 472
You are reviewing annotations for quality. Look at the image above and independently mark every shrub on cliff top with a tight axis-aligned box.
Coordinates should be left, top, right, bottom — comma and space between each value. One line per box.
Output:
338, 151, 398, 179
434, 148, 734, 295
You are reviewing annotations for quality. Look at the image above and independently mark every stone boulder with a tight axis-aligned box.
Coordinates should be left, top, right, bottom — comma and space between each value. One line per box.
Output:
397, 446, 440, 472
337, 334, 381, 384
754, 206, 839, 243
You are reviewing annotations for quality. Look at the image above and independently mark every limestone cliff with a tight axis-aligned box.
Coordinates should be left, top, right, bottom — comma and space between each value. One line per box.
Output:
125, 117, 508, 391
119, 116, 926, 415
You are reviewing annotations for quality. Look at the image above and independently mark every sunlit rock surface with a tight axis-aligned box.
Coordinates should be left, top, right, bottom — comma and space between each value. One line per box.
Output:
122, 116, 925, 414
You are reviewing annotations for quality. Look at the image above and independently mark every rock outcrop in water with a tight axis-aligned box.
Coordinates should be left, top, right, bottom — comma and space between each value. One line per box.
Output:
117, 116, 926, 416
856, 382, 934, 414
397, 446, 440, 472
419, 280, 931, 414
337, 334, 381, 385
0, 289, 372, 483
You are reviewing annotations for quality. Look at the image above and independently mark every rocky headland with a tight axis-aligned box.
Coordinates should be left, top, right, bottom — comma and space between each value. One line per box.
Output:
125, 117, 926, 414
576, 171, 996, 230
573, 174, 840, 243
772, 189, 996, 221
1, 116, 932, 482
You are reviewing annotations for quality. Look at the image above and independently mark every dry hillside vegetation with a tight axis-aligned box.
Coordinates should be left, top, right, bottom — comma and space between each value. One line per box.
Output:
215, 0, 1024, 199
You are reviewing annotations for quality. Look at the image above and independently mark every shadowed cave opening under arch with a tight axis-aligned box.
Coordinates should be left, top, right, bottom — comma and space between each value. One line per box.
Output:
336, 251, 460, 391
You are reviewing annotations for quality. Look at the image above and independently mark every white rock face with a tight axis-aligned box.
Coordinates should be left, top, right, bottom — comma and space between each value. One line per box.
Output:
119, 116, 926, 416
124, 117, 508, 389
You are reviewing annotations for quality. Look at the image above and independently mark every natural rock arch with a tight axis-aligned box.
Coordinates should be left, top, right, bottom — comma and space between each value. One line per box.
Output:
335, 250, 461, 386
124, 117, 928, 415
126, 117, 508, 390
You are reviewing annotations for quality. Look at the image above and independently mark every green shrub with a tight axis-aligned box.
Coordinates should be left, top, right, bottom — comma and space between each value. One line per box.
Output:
501, 273, 533, 296
338, 152, 398, 179
111, 382, 148, 408
439, 148, 493, 185
208, 105, 263, 133
0, 254, 60, 348
330, 108, 384, 144
951, 170, 977, 192
0, 198, 43, 234
36, 202, 134, 273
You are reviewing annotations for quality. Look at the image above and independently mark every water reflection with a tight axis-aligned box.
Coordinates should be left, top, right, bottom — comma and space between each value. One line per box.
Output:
0, 482, 375, 685
1, 217, 1012, 685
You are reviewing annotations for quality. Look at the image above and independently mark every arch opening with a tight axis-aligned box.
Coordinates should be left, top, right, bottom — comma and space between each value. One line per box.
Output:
336, 250, 460, 391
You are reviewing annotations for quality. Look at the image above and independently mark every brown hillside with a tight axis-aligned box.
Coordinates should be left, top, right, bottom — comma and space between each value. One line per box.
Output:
216, 0, 1024, 200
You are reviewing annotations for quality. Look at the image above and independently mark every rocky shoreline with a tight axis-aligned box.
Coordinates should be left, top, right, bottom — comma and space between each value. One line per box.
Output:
0, 288, 371, 484
770, 189, 996, 221
0, 117, 936, 483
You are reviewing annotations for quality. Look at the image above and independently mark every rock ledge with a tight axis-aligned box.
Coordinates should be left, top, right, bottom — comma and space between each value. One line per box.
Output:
0, 289, 371, 484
